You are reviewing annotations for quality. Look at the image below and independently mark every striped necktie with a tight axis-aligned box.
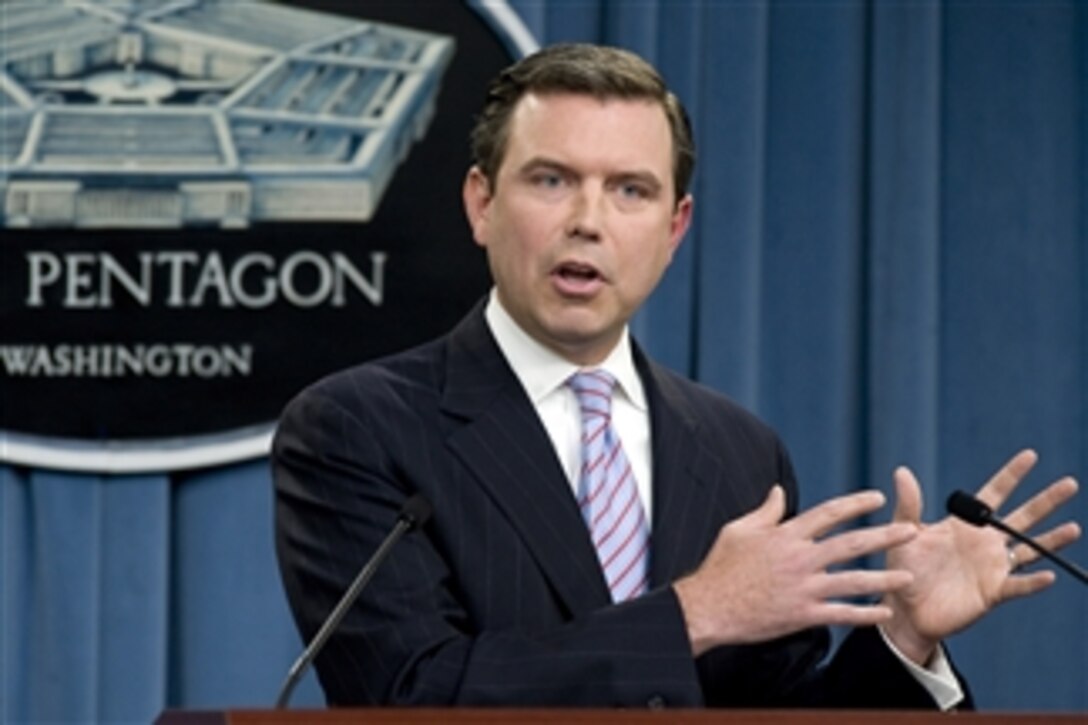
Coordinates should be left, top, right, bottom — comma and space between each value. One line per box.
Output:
568, 369, 650, 602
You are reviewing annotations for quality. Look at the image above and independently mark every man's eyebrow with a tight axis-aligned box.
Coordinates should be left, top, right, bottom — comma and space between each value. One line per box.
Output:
517, 157, 576, 175
611, 170, 662, 190
516, 158, 662, 188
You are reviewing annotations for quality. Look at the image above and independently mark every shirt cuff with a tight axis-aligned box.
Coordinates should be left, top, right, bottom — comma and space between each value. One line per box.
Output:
877, 626, 965, 711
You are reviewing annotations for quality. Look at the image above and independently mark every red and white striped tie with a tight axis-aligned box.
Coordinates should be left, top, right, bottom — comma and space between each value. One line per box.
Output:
568, 370, 649, 602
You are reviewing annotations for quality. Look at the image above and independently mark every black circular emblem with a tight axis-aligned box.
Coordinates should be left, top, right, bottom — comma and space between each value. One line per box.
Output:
0, 0, 529, 470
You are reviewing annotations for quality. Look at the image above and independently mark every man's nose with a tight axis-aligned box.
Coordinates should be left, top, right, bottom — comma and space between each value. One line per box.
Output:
565, 184, 604, 241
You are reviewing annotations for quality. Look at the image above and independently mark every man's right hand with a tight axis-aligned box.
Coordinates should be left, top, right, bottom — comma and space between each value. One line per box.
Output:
672, 485, 918, 656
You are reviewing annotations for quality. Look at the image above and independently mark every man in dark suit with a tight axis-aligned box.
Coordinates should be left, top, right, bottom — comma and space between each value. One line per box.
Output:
273, 43, 1080, 708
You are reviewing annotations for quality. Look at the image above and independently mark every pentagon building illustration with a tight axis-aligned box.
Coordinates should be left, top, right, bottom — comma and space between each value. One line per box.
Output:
0, 0, 455, 228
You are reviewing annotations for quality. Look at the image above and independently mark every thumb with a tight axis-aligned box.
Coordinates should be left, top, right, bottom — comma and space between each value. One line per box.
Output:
749, 484, 788, 526
893, 466, 923, 525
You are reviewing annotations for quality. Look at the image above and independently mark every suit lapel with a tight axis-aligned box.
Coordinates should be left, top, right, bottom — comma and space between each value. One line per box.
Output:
637, 353, 724, 587
438, 307, 727, 608
439, 306, 611, 616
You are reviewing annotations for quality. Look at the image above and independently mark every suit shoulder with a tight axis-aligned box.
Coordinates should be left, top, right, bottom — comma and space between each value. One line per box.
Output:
653, 363, 779, 440
648, 362, 799, 507
281, 336, 447, 422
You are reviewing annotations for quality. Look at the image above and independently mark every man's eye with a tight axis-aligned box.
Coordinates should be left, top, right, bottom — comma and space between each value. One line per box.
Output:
616, 182, 652, 200
532, 173, 564, 188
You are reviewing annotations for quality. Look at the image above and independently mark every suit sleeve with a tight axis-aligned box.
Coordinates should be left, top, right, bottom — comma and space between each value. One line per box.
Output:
272, 380, 706, 707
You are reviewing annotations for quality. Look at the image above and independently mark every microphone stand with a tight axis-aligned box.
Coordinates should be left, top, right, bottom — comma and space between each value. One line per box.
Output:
275, 495, 431, 707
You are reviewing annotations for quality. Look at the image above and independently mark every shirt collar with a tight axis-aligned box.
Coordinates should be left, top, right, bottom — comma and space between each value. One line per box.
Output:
484, 290, 647, 410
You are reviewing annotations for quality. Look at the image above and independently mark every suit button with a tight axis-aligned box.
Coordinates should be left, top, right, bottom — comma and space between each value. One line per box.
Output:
646, 695, 666, 709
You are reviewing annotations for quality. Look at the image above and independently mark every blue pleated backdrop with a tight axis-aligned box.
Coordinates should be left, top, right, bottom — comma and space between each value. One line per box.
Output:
1, 1, 1085, 721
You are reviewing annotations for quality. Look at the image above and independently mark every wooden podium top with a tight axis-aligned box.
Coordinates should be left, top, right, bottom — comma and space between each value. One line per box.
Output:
156, 708, 1085, 725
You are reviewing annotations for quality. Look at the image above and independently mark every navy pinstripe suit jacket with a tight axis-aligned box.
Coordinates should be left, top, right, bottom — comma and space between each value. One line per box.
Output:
273, 301, 950, 708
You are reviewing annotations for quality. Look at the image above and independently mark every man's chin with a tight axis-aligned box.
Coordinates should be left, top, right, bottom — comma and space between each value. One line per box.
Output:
539, 321, 622, 365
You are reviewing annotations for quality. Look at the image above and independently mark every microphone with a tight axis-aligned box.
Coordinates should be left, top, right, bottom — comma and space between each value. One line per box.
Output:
946, 490, 1087, 585
275, 494, 433, 708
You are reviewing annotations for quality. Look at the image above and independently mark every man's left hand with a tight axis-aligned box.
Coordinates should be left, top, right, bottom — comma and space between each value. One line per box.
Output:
880, 449, 1081, 666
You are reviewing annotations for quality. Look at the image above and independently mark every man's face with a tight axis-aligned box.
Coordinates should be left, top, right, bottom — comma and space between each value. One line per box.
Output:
463, 92, 693, 365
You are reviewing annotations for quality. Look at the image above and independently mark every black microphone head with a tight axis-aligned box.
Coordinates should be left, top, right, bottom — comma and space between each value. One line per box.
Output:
399, 494, 432, 530
947, 490, 993, 526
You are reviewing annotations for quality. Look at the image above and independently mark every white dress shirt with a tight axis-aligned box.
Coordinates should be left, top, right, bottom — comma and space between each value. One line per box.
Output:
485, 291, 654, 523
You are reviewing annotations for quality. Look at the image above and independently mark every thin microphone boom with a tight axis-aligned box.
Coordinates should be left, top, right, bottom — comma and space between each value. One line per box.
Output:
275, 494, 433, 708
946, 490, 1087, 585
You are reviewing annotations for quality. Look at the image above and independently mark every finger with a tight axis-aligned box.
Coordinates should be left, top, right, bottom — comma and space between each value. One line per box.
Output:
1010, 521, 1082, 568
810, 569, 914, 601
784, 490, 888, 539
815, 523, 919, 568
813, 601, 897, 628
1002, 570, 1057, 601
747, 484, 788, 526
892, 466, 923, 525
1003, 476, 1079, 534
976, 448, 1038, 510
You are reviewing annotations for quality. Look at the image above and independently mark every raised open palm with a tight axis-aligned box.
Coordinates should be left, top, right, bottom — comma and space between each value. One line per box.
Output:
881, 450, 1080, 665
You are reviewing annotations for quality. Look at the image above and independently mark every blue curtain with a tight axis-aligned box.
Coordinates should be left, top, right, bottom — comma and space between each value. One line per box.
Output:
2, 1, 1085, 721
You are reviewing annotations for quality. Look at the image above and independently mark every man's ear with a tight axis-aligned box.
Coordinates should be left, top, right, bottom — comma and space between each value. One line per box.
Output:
667, 193, 694, 258
462, 166, 493, 248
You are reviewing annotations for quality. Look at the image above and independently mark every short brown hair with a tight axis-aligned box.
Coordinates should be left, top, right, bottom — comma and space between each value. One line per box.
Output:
469, 43, 695, 202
